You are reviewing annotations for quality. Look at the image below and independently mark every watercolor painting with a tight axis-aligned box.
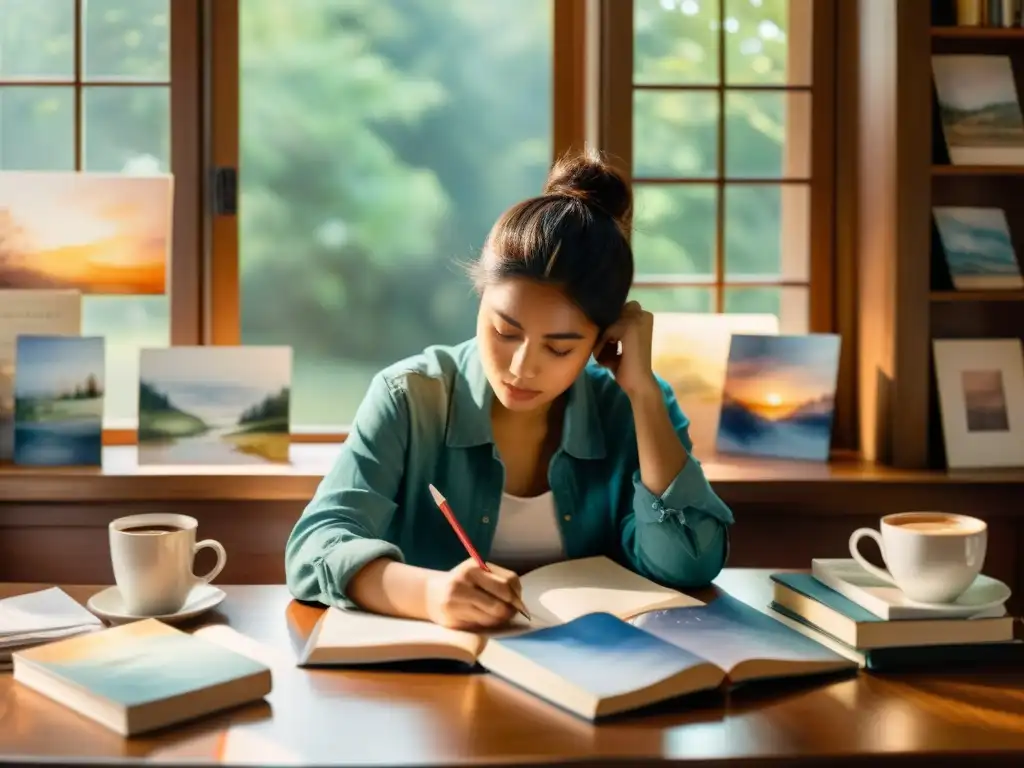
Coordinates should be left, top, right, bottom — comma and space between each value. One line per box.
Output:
480, 612, 717, 703
651, 313, 779, 458
0, 290, 81, 462
716, 334, 841, 462
932, 55, 1024, 164
631, 593, 854, 684
962, 369, 1011, 432
138, 346, 291, 465
13, 335, 104, 466
933, 339, 1024, 468
0, 171, 172, 294
933, 207, 1024, 290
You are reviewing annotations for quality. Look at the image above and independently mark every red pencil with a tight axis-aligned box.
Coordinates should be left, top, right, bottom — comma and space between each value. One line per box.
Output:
428, 483, 530, 621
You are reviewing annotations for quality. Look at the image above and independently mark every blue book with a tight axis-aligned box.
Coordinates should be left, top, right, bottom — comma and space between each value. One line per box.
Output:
476, 599, 856, 720
12, 618, 272, 735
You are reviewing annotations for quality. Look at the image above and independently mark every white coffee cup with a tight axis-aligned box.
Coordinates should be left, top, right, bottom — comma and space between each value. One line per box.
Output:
109, 513, 227, 616
848, 511, 987, 604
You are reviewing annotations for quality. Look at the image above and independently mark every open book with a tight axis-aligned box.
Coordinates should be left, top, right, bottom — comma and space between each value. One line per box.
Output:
298, 556, 702, 666
298, 557, 854, 719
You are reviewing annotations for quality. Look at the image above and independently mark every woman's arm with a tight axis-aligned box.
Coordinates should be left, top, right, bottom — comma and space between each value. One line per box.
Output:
285, 373, 411, 609
616, 376, 734, 590
628, 374, 688, 496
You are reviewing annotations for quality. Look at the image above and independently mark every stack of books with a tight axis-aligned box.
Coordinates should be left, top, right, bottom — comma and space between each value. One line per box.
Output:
0, 587, 104, 671
768, 559, 1021, 671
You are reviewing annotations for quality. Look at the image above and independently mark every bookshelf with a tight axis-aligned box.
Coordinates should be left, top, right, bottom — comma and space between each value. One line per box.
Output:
851, 0, 1024, 470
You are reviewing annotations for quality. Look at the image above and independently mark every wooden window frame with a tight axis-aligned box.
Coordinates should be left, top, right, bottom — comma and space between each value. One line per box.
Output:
0, 1, 204, 447
102, 0, 845, 449
591, 0, 845, 448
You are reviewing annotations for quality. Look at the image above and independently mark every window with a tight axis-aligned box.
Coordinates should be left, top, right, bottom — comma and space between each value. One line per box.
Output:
234, 0, 555, 429
618, 0, 832, 333
0, 0, 175, 428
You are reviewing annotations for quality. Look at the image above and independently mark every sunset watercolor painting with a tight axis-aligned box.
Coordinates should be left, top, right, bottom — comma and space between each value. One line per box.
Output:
716, 334, 841, 462
0, 172, 172, 294
651, 313, 779, 459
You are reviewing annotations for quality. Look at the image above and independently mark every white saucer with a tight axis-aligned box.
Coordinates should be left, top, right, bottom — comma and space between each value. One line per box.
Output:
87, 584, 226, 625
903, 573, 1012, 613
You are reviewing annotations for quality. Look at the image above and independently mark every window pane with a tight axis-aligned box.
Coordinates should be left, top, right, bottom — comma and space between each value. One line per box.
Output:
82, 86, 169, 172
724, 184, 808, 280
631, 287, 714, 313
0, 87, 74, 170
0, 0, 75, 80
82, 297, 169, 427
238, 0, 553, 428
724, 286, 808, 332
81, 0, 170, 81
634, 184, 716, 276
634, 0, 719, 86
725, 0, 812, 86
80, 60, 170, 427
725, 91, 810, 178
634, 91, 718, 178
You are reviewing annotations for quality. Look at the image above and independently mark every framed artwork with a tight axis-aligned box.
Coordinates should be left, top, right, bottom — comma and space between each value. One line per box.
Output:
137, 346, 292, 466
932, 207, 1024, 290
650, 312, 779, 459
716, 333, 842, 462
933, 339, 1024, 469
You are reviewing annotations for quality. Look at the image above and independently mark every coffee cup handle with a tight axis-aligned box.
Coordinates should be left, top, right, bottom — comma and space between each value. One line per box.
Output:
848, 528, 896, 585
193, 539, 227, 585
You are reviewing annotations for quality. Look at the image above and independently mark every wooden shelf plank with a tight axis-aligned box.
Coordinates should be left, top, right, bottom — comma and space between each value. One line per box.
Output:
0, 446, 1022, 504
932, 26, 1024, 39
933, 164, 1024, 176
931, 290, 1024, 302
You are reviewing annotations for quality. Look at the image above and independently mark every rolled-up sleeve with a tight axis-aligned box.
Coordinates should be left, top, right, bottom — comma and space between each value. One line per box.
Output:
285, 373, 408, 608
618, 379, 734, 589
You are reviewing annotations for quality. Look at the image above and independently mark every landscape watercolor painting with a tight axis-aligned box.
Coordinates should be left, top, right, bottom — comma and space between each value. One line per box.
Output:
716, 334, 841, 462
933, 207, 1024, 290
13, 335, 104, 467
651, 313, 779, 459
962, 369, 1011, 432
0, 171, 172, 294
138, 346, 291, 465
932, 55, 1024, 165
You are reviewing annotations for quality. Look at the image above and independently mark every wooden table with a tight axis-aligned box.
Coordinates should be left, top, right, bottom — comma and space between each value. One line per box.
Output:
2, 571, 1024, 767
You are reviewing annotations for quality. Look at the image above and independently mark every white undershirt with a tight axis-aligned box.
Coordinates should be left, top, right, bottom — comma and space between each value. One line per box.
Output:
488, 490, 565, 574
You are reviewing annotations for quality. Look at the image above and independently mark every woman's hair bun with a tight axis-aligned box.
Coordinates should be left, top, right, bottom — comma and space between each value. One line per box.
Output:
542, 149, 632, 227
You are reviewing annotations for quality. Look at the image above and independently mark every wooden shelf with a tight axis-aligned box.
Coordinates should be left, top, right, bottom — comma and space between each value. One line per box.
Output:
932, 26, 1024, 39
1, 446, 1022, 504
931, 290, 1024, 302
933, 164, 1024, 176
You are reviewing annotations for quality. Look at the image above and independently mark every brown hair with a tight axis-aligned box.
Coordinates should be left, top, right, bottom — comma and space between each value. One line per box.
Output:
469, 149, 634, 332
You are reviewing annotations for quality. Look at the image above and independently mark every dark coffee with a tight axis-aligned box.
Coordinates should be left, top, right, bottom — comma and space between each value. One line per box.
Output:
121, 525, 182, 535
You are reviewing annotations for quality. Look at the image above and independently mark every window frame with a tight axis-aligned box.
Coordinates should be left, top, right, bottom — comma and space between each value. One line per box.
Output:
129, 0, 843, 447
0, 0, 204, 445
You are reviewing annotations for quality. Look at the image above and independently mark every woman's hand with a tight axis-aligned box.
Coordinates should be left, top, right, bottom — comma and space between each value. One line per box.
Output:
595, 300, 658, 398
424, 558, 523, 630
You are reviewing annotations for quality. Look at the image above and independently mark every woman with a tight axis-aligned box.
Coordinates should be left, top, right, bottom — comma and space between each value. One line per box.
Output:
285, 151, 734, 630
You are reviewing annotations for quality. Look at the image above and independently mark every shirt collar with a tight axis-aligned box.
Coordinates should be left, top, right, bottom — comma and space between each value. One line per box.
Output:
446, 340, 606, 460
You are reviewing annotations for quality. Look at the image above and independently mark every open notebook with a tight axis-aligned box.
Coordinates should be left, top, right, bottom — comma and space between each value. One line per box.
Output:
298, 555, 701, 666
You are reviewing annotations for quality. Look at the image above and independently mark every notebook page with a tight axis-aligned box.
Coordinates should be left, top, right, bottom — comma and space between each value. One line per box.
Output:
0, 587, 102, 637
518, 556, 704, 625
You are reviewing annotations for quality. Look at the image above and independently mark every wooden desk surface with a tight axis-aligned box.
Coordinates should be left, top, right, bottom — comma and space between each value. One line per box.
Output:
2, 571, 1024, 767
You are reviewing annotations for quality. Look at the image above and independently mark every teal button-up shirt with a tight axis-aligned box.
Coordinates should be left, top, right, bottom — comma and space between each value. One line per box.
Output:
285, 338, 735, 609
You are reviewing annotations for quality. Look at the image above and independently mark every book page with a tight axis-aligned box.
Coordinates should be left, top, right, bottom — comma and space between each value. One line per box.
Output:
302, 608, 485, 664
518, 556, 703, 626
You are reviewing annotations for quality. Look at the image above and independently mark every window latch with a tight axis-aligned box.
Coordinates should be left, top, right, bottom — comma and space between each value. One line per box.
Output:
212, 166, 238, 216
